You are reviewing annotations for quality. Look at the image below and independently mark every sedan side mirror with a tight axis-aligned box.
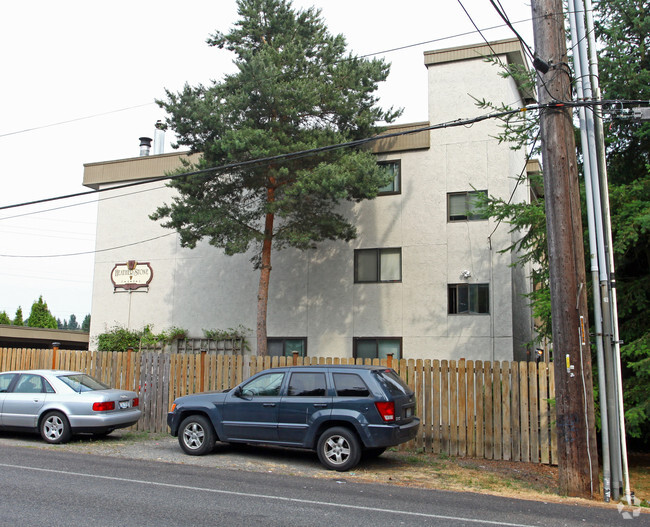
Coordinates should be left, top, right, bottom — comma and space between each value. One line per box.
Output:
233, 386, 243, 398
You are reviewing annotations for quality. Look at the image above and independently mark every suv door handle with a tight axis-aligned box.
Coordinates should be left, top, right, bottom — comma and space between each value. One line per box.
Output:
262, 403, 276, 407
313, 403, 328, 407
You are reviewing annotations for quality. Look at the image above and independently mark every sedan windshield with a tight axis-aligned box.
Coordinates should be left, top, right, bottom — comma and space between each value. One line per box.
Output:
58, 374, 110, 392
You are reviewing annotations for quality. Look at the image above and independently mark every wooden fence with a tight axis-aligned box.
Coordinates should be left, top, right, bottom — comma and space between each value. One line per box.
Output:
0, 347, 556, 464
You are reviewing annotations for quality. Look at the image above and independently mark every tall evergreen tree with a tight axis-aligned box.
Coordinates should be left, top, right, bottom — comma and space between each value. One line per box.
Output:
0, 311, 10, 325
67, 314, 79, 330
13, 306, 24, 326
595, 0, 650, 442
26, 296, 58, 329
81, 314, 91, 332
153, 0, 400, 355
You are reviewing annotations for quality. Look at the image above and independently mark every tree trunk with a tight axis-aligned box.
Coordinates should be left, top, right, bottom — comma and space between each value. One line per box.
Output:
256, 206, 274, 356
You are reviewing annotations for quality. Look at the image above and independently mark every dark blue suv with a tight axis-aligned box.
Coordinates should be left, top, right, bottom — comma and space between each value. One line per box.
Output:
167, 365, 420, 471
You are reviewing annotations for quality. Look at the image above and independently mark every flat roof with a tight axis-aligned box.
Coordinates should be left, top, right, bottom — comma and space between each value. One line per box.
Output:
0, 325, 89, 351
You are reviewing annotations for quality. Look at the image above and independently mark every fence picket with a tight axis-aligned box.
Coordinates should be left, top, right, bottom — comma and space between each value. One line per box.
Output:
0, 348, 557, 465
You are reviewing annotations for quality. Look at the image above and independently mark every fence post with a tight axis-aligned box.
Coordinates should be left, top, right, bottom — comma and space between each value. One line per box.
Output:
51, 342, 60, 369
200, 350, 206, 392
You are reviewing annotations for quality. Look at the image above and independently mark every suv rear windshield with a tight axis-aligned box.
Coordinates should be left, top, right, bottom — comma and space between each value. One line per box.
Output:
374, 369, 412, 396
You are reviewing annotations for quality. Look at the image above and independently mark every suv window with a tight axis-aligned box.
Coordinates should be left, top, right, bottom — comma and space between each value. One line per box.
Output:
242, 372, 285, 397
287, 372, 327, 396
374, 370, 411, 396
333, 373, 370, 397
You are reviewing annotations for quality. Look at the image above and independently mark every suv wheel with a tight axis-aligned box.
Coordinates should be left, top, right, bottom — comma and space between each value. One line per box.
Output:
179, 415, 216, 456
317, 427, 361, 471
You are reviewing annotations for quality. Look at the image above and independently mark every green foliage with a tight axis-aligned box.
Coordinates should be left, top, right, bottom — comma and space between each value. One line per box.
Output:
203, 325, 251, 350
203, 325, 250, 340
153, 0, 399, 261
82, 314, 91, 332
152, 0, 400, 353
26, 296, 57, 329
96, 326, 143, 352
67, 314, 80, 330
13, 306, 23, 326
0, 311, 10, 325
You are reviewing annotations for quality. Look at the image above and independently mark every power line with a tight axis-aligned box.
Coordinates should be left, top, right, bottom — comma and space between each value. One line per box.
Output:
0, 20, 536, 142
0, 232, 176, 259
0, 103, 155, 138
0, 98, 642, 219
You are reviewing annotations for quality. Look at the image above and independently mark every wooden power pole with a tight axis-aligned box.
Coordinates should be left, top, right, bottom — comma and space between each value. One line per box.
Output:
531, 0, 600, 498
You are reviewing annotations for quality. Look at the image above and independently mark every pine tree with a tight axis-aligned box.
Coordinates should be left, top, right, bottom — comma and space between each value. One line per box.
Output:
13, 306, 24, 326
26, 296, 58, 329
153, 0, 400, 355
68, 314, 79, 330
82, 314, 91, 332
0, 311, 11, 325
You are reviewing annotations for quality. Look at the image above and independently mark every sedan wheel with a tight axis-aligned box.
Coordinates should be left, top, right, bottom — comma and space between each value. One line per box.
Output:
40, 411, 72, 444
317, 426, 361, 471
178, 415, 216, 456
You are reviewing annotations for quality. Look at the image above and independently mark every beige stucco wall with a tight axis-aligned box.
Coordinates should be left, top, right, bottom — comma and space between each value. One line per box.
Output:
87, 40, 533, 360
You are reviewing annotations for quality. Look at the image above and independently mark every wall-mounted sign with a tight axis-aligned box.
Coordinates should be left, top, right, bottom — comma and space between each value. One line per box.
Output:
111, 261, 153, 291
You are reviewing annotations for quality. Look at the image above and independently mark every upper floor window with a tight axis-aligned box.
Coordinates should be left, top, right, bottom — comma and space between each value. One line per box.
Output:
448, 283, 490, 314
268, 338, 307, 357
448, 190, 487, 221
353, 337, 402, 360
354, 248, 402, 283
377, 160, 401, 195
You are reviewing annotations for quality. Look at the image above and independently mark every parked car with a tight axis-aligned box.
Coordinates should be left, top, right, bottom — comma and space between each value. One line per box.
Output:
167, 365, 420, 471
0, 369, 141, 444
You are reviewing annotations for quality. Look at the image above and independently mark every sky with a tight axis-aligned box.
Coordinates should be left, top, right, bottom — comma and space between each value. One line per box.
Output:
0, 0, 534, 324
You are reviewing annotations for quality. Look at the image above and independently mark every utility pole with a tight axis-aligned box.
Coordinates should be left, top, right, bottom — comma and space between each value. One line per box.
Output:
531, 0, 600, 498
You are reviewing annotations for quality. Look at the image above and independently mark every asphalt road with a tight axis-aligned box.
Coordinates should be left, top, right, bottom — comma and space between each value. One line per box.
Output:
0, 445, 645, 527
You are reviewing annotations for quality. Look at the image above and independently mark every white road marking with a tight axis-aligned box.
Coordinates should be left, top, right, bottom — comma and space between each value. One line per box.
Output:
0, 462, 539, 527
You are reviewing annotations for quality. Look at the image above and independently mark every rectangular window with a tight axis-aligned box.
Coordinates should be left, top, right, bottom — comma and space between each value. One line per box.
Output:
333, 373, 370, 397
353, 338, 402, 360
448, 283, 490, 314
377, 160, 401, 195
354, 248, 402, 283
268, 338, 307, 357
448, 190, 487, 221
287, 372, 327, 397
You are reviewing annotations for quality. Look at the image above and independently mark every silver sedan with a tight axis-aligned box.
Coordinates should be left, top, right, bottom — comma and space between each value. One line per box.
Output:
0, 369, 141, 444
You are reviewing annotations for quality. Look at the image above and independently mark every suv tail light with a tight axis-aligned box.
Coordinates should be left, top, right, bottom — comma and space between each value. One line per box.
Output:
132, 397, 139, 408
92, 401, 115, 412
375, 401, 395, 422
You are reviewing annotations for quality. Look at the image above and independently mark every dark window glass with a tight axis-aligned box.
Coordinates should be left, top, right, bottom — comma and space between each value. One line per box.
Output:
448, 190, 487, 221
268, 338, 307, 357
374, 370, 412, 396
378, 160, 401, 195
242, 372, 285, 397
287, 372, 327, 397
353, 338, 402, 360
448, 283, 490, 314
354, 248, 402, 283
333, 373, 370, 397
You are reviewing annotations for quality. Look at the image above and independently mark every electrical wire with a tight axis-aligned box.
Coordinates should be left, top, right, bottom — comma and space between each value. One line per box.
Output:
0, 19, 535, 141
0, 232, 176, 259
0, 103, 155, 138
0, 98, 636, 218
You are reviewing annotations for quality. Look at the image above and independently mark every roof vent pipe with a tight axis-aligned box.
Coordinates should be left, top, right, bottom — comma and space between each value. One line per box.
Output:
139, 136, 152, 156
153, 120, 165, 155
